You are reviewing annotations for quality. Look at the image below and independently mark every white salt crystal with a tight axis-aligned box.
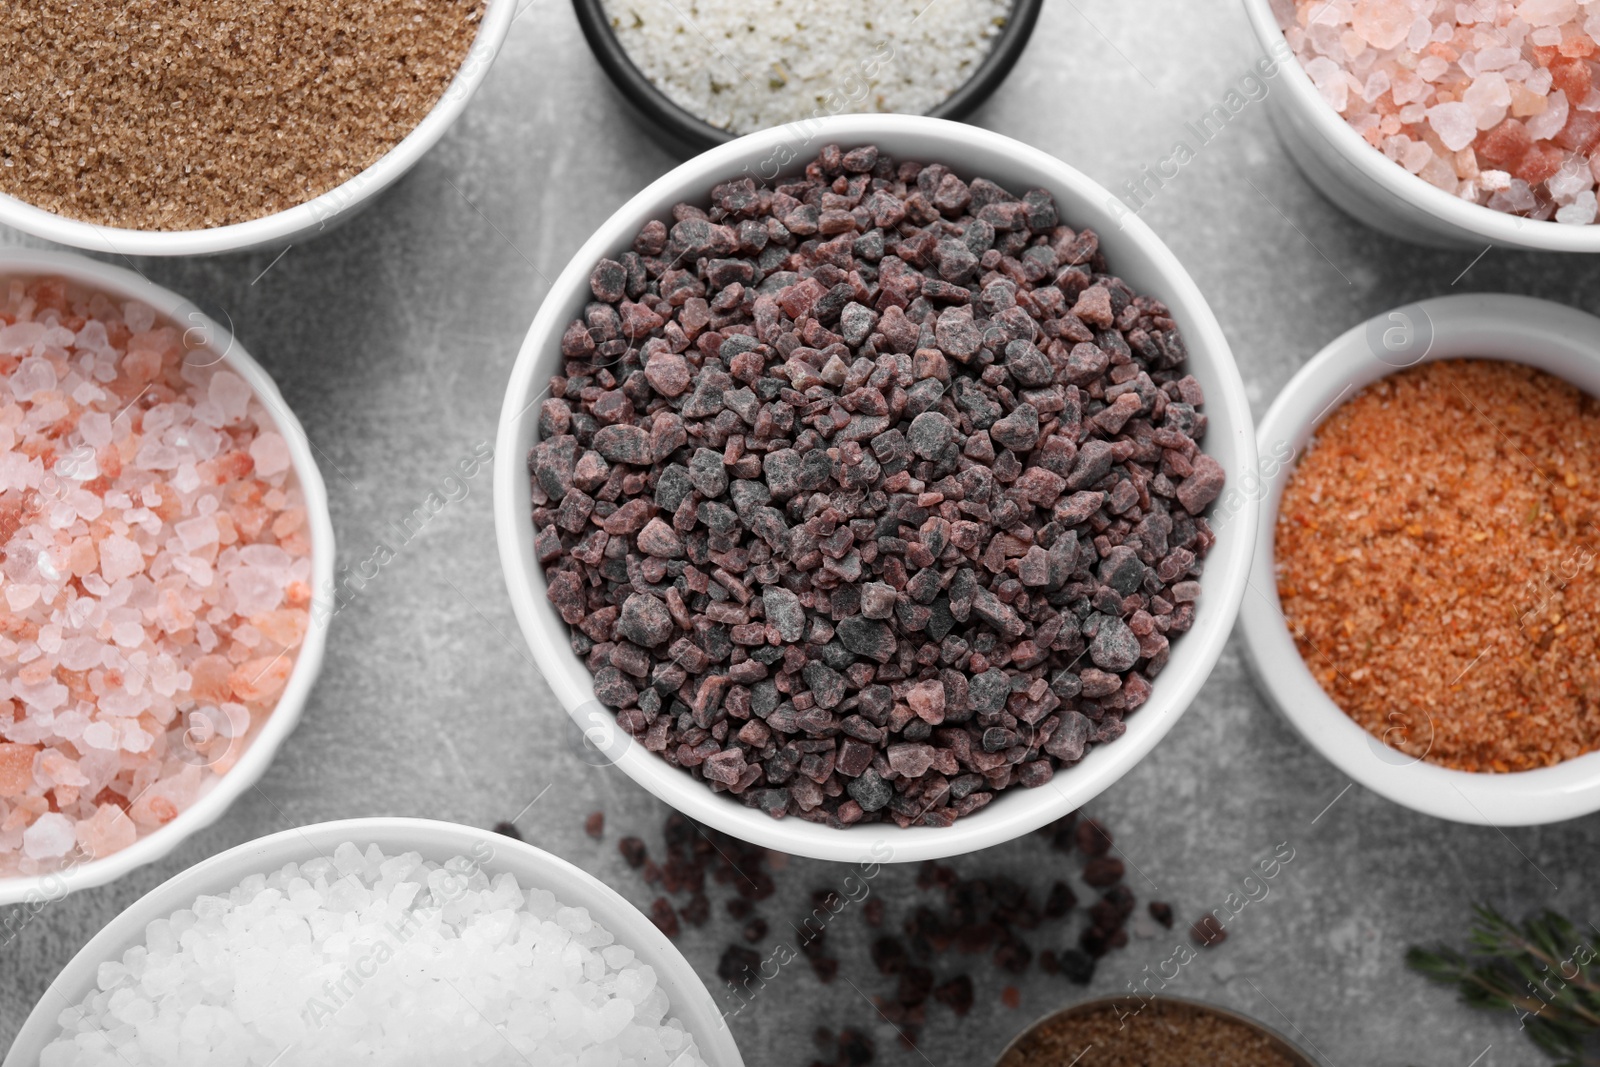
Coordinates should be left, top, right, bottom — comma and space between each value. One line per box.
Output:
1364, 68, 1393, 101
1480, 168, 1513, 190
1428, 101, 1480, 149
1529, 67, 1554, 95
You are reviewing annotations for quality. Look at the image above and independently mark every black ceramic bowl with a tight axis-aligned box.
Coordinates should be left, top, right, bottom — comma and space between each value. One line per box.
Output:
573, 0, 1044, 157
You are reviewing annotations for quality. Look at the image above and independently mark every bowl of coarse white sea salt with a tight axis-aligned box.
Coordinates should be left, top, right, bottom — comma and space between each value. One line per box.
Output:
574, 0, 1044, 156
7, 818, 744, 1067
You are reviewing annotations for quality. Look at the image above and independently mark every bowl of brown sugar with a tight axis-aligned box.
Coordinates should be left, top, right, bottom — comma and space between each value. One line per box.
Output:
0, 0, 513, 256
1241, 292, 1600, 825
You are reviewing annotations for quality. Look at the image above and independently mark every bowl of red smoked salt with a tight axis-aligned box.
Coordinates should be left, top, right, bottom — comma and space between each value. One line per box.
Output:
0, 0, 513, 257
494, 113, 1258, 864
1239, 292, 1600, 825
3, 818, 745, 1067
993, 994, 1316, 1067
0, 250, 335, 906
1242, 0, 1600, 251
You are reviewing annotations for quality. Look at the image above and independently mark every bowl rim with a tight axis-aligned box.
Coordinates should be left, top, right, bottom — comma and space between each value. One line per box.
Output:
991, 993, 1319, 1067
493, 112, 1258, 863
1239, 291, 1600, 825
1239, 0, 1600, 253
0, 0, 515, 257
2, 817, 745, 1067
570, 0, 1045, 155
0, 248, 336, 904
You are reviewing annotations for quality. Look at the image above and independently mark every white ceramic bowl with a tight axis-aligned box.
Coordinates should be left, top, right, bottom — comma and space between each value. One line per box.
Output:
1240, 292, 1600, 825
495, 114, 1259, 863
3, 818, 744, 1067
0, 0, 513, 257
0, 249, 335, 904
1241, 0, 1600, 252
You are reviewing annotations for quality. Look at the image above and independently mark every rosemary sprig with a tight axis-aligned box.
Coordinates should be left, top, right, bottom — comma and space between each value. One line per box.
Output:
1407, 906, 1600, 1067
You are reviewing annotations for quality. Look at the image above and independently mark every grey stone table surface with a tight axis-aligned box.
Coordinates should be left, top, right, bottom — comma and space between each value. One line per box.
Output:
4, 1, 1599, 1063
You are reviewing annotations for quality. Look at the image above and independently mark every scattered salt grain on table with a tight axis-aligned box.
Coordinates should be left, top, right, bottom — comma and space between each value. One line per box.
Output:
602, 0, 1012, 133
41, 844, 709, 1067
0, 277, 313, 878
1285, 0, 1600, 223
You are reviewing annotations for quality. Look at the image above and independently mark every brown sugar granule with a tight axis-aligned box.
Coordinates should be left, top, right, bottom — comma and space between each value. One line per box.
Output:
1275, 360, 1600, 773
997, 1000, 1301, 1067
0, 0, 483, 230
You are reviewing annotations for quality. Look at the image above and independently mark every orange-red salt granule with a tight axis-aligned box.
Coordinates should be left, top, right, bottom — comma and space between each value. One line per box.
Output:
1275, 359, 1600, 773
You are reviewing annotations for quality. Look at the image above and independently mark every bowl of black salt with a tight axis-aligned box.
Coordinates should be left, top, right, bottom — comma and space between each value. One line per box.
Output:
494, 114, 1258, 863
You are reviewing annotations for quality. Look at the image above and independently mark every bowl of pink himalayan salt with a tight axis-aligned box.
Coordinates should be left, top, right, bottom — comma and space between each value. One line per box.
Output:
0, 250, 334, 906
1244, 0, 1600, 250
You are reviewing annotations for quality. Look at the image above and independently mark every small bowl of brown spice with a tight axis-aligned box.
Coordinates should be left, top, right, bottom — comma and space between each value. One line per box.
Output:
1241, 293, 1600, 825
0, 0, 513, 255
994, 994, 1316, 1067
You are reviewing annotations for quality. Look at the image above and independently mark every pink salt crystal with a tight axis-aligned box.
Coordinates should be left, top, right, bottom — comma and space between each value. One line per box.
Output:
0, 277, 312, 877
1353, 0, 1412, 48
77, 803, 137, 857
1428, 102, 1480, 150
98, 533, 145, 582
1464, 73, 1512, 128
81, 722, 118, 750
1557, 191, 1599, 223
1406, 16, 1432, 51
1527, 89, 1570, 140
1517, 0, 1579, 26
230, 655, 292, 702
0, 744, 36, 797
248, 431, 290, 478
175, 515, 219, 551
207, 370, 253, 423
22, 812, 73, 859
1421, 152, 1462, 191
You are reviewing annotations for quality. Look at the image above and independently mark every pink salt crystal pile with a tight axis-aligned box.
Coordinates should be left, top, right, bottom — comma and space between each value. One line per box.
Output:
1282, 0, 1600, 224
0, 277, 313, 878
